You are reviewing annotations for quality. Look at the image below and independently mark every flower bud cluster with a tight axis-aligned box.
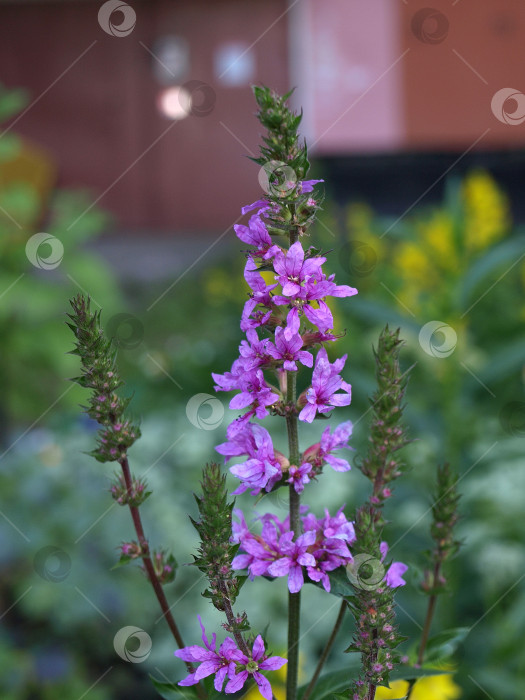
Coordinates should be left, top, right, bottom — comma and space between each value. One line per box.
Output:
150, 549, 177, 585
110, 472, 150, 507
422, 462, 460, 595
191, 463, 245, 614
359, 326, 411, 522
67, 295, 141, 462
348, 506, 406, 693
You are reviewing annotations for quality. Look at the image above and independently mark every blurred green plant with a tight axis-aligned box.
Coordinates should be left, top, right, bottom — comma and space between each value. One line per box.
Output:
0, 82, 121, 439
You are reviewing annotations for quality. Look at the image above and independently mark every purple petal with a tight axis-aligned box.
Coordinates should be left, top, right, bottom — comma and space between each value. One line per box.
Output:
386, 562, 408, 588
230, 392, 254, 410
325, 455, 351, 472
252, 635, 265, 661
178, 673, 198, 686
231, 554, 252, 570
297, 552, 316, 567
286, 241, 305, 277
297, 351, 313, 367
242, 199, 268, 215
299, 403, 317, 423
253, 672, 273, 700
259, 656, 288, 671
225, 670, 249, 694
267, 557, 292, 577
195, 659, 221, 680
214, 665, 228, 692
288, 564, 305, 593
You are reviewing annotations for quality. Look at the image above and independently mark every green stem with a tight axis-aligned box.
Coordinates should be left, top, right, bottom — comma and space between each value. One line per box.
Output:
219, 580, 251, 657
284, 212, 304, 700
406, 561, 441, 700
286, 362, 301, 700
302, 601, 347, 700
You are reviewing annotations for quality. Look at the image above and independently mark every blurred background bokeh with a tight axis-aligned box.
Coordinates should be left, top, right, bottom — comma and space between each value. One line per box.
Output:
1, 1, 525, 698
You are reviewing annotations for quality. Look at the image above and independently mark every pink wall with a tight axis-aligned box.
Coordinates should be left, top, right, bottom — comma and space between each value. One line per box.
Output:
290, 0, 405, 155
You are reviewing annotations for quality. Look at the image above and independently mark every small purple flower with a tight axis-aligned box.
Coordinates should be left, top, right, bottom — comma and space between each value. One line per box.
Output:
227, 423, 282, 495
302, 420, 354, 472
212, 358, 246, 393
285, 463, 312, 493
303, 300, 334, 331
380, 542, 408, 588
273, 241, 325, 298
267, 309, 313, 371
241, 198, 275, 216
299, 179, 324, 193
175, 616, 242, 691
234, 215, 281, 259
225, 635, 287, 700
239, 329, 273, 370
299, 348, 352, 423
267, 530, 317, 593
241, 258, 277, 332
229, 368, 280, 421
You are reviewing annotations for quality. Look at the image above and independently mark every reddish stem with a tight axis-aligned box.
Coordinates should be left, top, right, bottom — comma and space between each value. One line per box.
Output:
120, 456, 205, 698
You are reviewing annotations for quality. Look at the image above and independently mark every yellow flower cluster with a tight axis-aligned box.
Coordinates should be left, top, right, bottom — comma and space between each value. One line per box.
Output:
463, 170, 510, 253
390, 170, 510, 316
376, 673, 461, 699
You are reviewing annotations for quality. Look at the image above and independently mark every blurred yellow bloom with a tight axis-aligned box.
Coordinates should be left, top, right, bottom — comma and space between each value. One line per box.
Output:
421, 211, 456, 268
463, 170, 509, 253
376, 673, 461, 700
393, 243, 433, 286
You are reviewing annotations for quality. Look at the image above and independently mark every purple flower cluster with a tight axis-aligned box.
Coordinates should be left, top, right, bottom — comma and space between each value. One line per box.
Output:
231, 508, 356, 593
215, 419, 354, 496
213, 185, 357, 438
231, 510, 407, 594
176, 616, 286, 700
213, 183, 357, 495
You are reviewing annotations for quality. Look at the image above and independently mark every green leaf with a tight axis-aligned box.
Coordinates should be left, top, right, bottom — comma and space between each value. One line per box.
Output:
297, 663, 361, 700
309, 567, 354, 599
476, 336, 525, 384
390, 665, 449, 681
459, 235, 525, 306
422, 626, 470, 664
150, 677, 199, 700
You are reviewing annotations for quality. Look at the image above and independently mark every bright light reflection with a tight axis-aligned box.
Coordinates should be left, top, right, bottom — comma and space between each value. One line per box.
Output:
157, 86, 191, 120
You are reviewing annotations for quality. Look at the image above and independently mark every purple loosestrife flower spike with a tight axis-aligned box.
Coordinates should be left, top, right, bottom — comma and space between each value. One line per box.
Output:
211, 86, 359, 700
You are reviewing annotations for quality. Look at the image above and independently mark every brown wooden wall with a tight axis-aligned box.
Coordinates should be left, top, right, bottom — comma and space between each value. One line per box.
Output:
400, 0, 525, 150
0, 0, 290, 233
